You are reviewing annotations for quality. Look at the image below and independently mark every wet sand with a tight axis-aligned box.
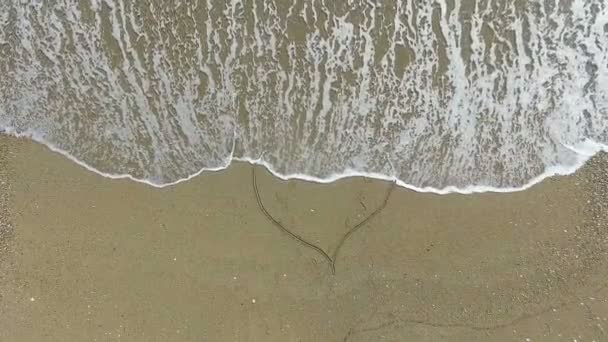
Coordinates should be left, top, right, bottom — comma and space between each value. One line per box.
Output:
0, 135, 607, 341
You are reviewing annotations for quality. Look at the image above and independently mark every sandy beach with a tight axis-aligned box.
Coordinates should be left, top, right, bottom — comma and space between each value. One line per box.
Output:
0, 134, 607, 341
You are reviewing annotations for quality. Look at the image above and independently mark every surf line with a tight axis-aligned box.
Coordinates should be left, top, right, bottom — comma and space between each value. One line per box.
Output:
252, 167, 395, 274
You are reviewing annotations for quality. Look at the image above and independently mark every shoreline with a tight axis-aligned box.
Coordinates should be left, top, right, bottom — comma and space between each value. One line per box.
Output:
1, 129, 607, 194
1, 134, 607, 341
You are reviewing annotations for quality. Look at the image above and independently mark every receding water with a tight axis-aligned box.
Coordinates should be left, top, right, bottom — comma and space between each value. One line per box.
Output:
1, 0, 607, 192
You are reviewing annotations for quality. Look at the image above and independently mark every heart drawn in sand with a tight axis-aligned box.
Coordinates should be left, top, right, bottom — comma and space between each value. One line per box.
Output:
252, 167, 395, 274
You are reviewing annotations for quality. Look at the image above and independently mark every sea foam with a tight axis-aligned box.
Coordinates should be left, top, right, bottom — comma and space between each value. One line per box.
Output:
1, 0, 607, 192
2, 126, 606, 194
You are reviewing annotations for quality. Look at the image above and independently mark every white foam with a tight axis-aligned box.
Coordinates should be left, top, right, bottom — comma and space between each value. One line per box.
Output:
2, 0, 607, 192
2, 127, 606, 195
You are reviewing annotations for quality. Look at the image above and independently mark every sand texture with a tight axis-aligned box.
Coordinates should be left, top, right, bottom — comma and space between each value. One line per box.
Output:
0, 135, 607, 341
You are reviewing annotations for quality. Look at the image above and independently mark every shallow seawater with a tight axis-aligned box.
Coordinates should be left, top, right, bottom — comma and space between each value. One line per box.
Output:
0, 0, 607, 192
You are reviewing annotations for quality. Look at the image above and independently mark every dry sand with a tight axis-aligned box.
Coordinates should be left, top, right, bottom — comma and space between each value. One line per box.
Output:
0, 135, 607, 341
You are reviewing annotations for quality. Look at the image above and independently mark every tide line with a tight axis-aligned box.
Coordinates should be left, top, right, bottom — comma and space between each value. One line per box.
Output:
1, 125, 606, 195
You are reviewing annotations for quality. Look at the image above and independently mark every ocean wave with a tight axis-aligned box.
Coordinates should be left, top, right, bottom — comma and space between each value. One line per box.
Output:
1, 0, 607, 191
